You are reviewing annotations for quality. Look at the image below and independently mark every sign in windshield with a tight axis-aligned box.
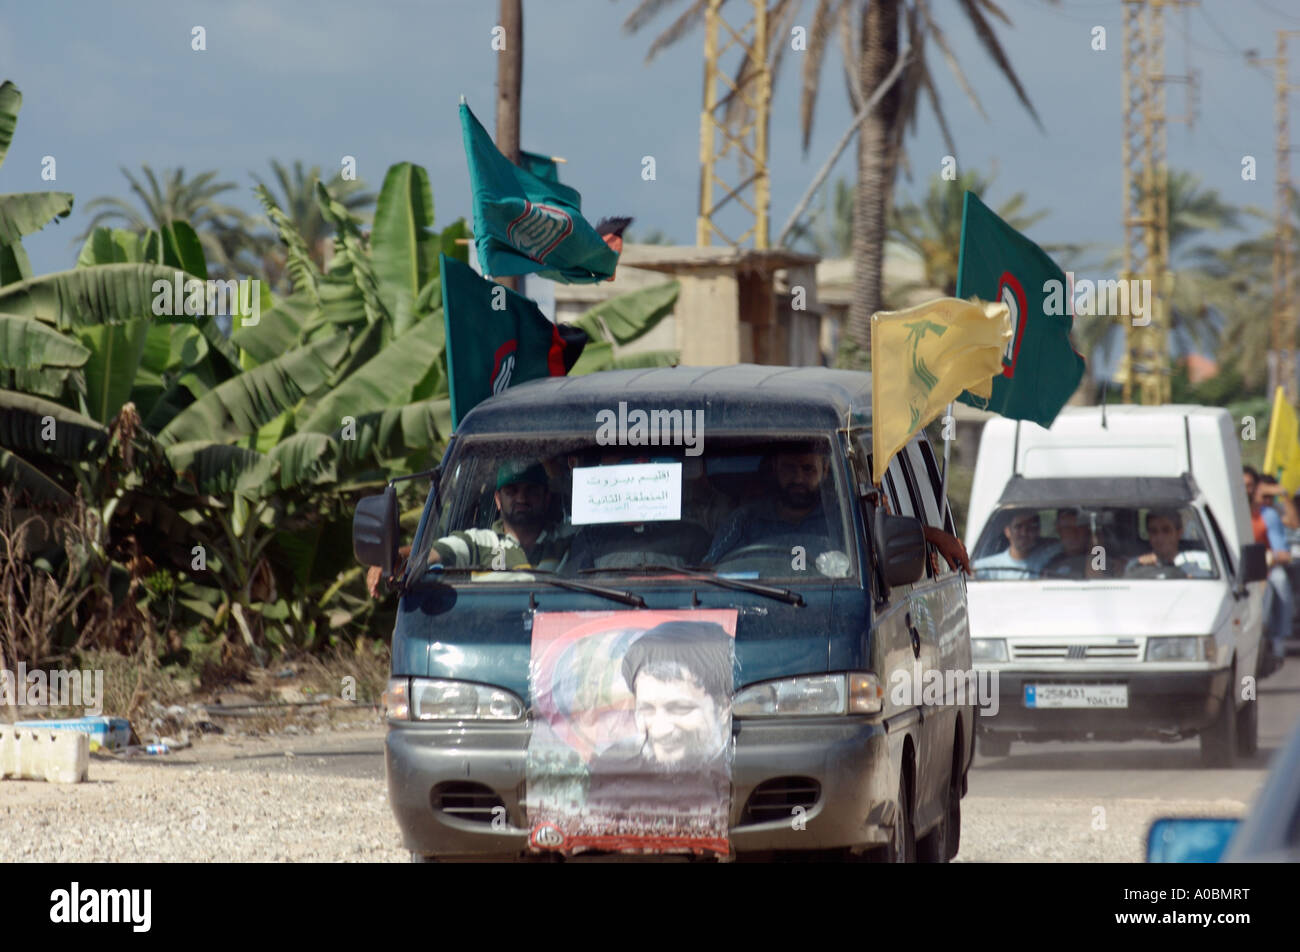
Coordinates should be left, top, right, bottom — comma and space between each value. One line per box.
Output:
407, 435, 856, 583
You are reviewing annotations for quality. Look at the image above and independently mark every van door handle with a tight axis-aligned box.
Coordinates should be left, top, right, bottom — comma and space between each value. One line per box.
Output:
906, 611, 921, 658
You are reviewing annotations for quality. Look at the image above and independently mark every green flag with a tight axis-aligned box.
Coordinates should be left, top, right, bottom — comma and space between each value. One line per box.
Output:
955, 191, 1085, 427
459, 101, 617, 284
441, 254, 588, 427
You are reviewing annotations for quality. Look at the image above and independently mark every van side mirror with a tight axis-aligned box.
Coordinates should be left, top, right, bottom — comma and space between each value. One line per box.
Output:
874, 510, 927, 587
1240, 543, 1268, 584
354, 485, 399, 575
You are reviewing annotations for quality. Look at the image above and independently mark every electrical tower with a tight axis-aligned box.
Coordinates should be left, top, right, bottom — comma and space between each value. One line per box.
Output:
1256, 31, 1300, 404
697, 0, 771, 248
1119, 0, 1195, 405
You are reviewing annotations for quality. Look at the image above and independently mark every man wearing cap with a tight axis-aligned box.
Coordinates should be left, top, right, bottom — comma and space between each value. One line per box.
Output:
366, 461, 570, 595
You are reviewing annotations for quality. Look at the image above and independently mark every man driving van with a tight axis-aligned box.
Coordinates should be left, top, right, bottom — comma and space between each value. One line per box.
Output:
703, 446, 832, 564
366, 461, 570, 595
1124, 509, 1212, 578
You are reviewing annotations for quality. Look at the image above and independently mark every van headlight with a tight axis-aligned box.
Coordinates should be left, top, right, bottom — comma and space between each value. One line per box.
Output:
1145, 637, 1211, 662
386, 678, 524, 721
733, 673, 882, 716
971, 638, 1008, 663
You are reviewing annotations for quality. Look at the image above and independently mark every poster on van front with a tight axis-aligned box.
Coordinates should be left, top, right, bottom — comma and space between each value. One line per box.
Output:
525, 609, 738, 856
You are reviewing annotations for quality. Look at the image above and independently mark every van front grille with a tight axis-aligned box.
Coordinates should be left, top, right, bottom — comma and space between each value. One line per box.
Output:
433, 782, 506, 823
740, 777, 820, 825
1009, 642, 1142, 662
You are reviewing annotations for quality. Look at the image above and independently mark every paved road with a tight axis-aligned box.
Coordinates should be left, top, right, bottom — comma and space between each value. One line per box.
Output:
968, 658, 1300, 803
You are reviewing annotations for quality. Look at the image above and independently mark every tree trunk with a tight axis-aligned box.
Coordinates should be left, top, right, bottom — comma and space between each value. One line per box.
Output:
845, 0, 901, 363
496, 0, 523, 292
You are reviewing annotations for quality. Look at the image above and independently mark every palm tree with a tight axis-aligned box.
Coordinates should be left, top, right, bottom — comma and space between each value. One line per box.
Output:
252, 160, 376, 289
79, 166, 263, 278
624, 0, 1040, 363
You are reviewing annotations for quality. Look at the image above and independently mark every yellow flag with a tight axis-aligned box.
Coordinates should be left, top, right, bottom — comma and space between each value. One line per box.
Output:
871, 297, 1012, 484
1264, 386, 1300, 494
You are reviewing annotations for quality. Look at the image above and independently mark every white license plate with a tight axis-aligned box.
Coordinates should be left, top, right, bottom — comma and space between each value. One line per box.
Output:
1024, 684, 1128, 709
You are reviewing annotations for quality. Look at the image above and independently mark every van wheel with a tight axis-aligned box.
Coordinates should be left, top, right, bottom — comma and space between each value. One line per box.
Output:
917, 743, 961, 863
885, 770, 916, 863
980, 733, 1011, 758
1235, 694, 1258, 758
1199, 673, 1237, 767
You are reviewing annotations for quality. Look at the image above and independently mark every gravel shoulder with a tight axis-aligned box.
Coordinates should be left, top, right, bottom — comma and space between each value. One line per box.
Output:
3, 714, 1250, 862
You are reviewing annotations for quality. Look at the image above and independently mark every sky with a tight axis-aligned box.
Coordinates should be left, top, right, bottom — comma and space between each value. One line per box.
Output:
3, 0, 1298, 283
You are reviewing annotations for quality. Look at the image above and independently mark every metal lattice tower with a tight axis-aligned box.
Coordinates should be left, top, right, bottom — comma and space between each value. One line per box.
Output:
697, 0, 771, 248
1119, 1, 1196, 404
1260, 31, 1300, 404
1120, 0, 1168, 405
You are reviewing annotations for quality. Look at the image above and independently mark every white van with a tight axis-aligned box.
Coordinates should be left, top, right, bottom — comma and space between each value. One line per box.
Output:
964, 405, 1269, 766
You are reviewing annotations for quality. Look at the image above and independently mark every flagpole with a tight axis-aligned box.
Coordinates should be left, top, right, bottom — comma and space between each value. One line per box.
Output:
940, 401, 954, 529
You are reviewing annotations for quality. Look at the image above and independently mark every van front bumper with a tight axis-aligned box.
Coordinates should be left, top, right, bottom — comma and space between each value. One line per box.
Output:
386, 716, 898, 860
975, 667, 1232, 742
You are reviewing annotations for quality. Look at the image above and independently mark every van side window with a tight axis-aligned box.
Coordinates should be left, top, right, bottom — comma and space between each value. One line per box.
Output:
1203, 507, 1236, 578
904, 441, 944, 529
916, 438, 956, 535
894, 449, 941, 579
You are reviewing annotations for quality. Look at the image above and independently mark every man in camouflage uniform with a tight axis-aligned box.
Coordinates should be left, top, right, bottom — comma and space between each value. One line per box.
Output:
427, 461, 571, 571
367, 461, 570, 595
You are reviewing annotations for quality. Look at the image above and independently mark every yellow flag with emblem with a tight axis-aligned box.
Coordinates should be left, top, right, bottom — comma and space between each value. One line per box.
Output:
871, 298, 1012, 484
1264, 386, 1300, 494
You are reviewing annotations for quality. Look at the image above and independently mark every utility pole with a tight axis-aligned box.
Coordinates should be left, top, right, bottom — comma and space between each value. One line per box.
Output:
1118, 0, 1195, 405
1255, 32, 1300, 404
496, 0, 523, 291
697, 0, 771, 248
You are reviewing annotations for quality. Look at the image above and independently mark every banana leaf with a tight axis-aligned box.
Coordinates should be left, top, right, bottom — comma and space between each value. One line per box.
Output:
0, 81, 19, 170
74, 317, 151, 424
370, 162, 437, 337
296, 316, 444, 434
157, 333, 349, 446
0, 191, 74, 245
0, 448, 72, 504
255, 184, 320, 307
0, 240, 31, 285
570, 280, 679, 345
0, 313, 91, 369
0, 390, 109, 460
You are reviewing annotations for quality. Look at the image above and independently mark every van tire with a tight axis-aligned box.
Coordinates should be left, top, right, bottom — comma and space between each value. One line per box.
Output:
917, 737, 962, 863
1235, 694, 1258, 758
886, 769, 917, 863
1199, 673, 1237, 767
980, 732, 1011, 758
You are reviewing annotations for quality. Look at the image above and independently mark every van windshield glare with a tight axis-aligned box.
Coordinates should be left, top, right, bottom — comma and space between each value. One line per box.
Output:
970, 505, 1218, 581
405, 434, 857, 585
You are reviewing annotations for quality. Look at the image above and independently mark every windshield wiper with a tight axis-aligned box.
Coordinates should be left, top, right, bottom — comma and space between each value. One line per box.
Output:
526, 569, 646, 608
411, 564, 646, 607
578, 563, 804, 607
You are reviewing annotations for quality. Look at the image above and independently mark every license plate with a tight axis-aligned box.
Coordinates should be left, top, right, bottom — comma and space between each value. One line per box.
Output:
1024, 684, 1128, 709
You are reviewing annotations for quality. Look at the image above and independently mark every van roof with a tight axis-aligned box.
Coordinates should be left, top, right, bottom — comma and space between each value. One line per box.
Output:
457, 364, 874, 434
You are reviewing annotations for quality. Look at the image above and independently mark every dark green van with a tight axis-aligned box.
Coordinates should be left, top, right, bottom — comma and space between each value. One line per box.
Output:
354, 365, 975, 861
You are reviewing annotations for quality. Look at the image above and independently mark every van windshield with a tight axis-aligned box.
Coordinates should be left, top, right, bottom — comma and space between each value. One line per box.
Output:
970, 505, 1219, 581
407, 434, 856, 584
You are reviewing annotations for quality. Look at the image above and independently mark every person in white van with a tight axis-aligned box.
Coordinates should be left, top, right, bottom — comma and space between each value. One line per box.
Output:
972, 510, 1059, 579
1125, 509, 1213, 578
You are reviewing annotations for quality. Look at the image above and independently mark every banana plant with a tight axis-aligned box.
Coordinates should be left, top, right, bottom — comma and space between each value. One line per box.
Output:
0, 81, 75, 285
